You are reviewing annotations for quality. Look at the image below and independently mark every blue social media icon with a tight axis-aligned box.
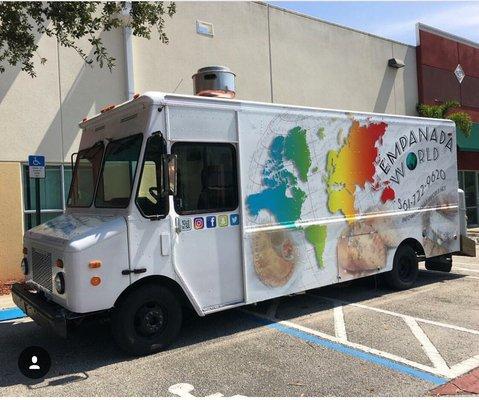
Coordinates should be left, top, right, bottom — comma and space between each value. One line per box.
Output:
230, 214, 240, 226
206, 216, 216, 228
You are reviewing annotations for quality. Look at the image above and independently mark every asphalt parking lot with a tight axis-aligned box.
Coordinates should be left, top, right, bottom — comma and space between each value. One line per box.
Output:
1, 250, 478, 397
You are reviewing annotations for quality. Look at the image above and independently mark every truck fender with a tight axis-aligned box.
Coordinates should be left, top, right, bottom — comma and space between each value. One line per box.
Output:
113, 275, 198, 314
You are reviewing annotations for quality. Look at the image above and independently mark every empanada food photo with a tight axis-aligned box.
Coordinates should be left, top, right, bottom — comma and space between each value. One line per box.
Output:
252, 230, 298, 287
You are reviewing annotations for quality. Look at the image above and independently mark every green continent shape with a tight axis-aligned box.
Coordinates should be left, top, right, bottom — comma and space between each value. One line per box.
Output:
304, 225, 327, 268
284, 126, 311, 182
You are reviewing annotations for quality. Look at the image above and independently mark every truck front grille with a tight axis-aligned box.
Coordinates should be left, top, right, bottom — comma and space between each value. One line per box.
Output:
31, 248, 52, 291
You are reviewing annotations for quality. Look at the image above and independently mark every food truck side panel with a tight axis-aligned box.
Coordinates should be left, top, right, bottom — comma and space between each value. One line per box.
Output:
238, 107, 459, 304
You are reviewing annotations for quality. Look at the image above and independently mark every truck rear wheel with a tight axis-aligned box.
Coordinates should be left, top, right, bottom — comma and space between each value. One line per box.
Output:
111, 284, 182, 355
385, 245, 418, 290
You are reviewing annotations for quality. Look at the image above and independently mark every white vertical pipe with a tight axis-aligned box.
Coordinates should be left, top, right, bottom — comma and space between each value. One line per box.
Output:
123, 2, 135, 100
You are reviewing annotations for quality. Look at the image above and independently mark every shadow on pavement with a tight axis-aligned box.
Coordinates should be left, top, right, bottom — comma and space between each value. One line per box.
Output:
0, 269, 465, 391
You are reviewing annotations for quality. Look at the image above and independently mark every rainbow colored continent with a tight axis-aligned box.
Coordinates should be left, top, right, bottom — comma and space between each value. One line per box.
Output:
284, 126, 311, 182
304, 225, 327, 267
326, 120, 387, 220
247, 128, 310, 226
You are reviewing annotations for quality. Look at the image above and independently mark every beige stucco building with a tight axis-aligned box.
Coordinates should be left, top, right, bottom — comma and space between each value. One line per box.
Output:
0, 1, 418, 282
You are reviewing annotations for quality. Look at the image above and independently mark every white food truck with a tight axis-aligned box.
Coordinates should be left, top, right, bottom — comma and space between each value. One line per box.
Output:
13, 70, 475, 355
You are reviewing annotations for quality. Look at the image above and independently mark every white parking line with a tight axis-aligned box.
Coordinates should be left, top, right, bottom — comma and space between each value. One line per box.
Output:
333, 301, 347, 341
244, 309, 454, 379
449, 355, 479, 377
403, 316, 450, 374
309, 294, 479, 336
305, 292, 479, 379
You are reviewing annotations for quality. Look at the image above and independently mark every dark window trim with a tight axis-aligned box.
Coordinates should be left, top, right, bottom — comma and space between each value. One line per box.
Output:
95, 133, 143, 209
135, 134, 169, 220
171, 141, 239, 216
67, 141, 105, 208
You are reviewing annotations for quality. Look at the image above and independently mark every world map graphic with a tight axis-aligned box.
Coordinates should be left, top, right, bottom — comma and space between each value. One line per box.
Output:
245, 114, 389, 278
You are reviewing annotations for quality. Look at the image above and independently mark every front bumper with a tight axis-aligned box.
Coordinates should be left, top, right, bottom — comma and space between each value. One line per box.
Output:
12, 283, 72, 337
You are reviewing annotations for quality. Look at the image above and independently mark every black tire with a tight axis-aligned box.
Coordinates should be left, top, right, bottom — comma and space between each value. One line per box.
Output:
385, 245, 419, 290
111, 284, 182, 356
425, 255, 452, 272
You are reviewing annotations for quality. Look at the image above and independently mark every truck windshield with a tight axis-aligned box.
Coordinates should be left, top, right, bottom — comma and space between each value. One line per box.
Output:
67, 142, 104, 207
95, 134, 143, 208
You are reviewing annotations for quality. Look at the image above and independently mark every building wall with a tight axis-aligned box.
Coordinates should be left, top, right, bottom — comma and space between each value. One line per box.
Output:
268, 6, 418, 115
0, 2, 419, 281
133, 2, 272, 103
0, 163, 24, 282
133, 2, 418, 114
416, 24, 479, 122
0, 32, 127, 164
416, 24, 479, 226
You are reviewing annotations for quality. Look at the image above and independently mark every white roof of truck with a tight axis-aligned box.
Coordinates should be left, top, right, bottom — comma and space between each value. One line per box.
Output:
80, 91, 454, 129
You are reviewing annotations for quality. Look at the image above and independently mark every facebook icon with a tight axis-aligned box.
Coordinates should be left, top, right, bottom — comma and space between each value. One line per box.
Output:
206, 216, 217, 228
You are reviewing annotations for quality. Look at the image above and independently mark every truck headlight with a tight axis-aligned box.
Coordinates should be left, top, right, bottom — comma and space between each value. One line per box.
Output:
20, 258, 28, 275
54, 272, 65, 294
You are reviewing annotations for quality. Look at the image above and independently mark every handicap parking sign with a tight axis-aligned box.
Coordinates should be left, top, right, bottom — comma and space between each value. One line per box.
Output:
28, 155, 45, 179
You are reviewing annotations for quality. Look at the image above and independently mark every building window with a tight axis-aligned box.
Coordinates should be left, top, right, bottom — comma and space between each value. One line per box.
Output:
22, 164, 73, 230
173, 142, 238, 215
458, 170, 478, 227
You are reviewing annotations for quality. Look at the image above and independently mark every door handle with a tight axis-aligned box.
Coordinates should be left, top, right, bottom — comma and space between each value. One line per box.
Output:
122, 268, 147, 275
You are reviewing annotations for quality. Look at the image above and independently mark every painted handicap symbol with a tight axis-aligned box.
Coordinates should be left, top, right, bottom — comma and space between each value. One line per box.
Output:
168, 383, 245, 398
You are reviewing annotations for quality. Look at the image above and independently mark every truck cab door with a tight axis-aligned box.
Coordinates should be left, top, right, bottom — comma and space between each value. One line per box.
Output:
170, 142, 244, 312
128, 134, 172, 283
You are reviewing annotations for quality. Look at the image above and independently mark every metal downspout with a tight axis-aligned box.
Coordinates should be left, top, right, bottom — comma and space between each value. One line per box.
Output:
123, 2, 135, 100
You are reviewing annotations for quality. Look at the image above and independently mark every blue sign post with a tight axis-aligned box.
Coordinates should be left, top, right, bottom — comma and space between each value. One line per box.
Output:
28, 155, 46, 226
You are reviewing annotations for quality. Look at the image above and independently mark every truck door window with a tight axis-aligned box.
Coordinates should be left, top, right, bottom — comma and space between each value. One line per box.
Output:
136, 135, 168, 218
67, 142, 104, 207
95, 134, 143, 208
172, 142, 238, 215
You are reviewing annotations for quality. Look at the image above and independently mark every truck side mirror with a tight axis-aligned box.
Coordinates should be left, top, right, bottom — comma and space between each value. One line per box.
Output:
161, 154, 177, 196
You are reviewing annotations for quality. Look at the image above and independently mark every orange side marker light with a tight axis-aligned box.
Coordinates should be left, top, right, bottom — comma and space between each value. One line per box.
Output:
89, 260, 102, 268
90, 276, 101, 286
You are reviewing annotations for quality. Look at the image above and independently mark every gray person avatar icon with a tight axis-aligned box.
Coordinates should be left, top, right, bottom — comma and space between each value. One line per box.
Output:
29, 356, 40, 370
18, 346, 51, 379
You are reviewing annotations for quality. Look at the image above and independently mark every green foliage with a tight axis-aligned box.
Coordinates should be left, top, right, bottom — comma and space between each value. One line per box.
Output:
417, 100, 460, 119
448, 112, 473, 137
417, 100, 472, 137
0, 1, 176, 77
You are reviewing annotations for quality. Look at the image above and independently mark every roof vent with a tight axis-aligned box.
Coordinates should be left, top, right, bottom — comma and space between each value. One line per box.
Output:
192, 66, 236, 98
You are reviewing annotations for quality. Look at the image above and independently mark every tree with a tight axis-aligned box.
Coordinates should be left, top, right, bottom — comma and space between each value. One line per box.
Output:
417, 100, 472, 137
0, 1, 176, 77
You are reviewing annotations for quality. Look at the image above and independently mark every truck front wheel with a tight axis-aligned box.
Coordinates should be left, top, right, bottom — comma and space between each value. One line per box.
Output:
385, 245, 419, 290
111, 284, 182, 355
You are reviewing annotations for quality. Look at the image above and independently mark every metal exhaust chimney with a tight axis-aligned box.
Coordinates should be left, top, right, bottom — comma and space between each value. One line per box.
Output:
192, 66, 236, 98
